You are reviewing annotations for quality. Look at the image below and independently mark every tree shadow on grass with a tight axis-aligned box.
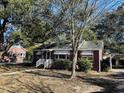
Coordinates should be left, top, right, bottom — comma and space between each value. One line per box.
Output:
77, 76, 118, 93
110, 72, 124, 79
107, 71, 124, 93
0, 88, 14, 93
15, 78, 54, 93
0, 77, 54, 93
25, 70, 70, 79
25, 70, 123, 93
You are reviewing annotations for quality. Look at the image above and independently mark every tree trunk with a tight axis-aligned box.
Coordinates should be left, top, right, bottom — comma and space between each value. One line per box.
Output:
0, 17, 8, 51
0, 33, 4, 43
70, 50, 78, 79
0, 32, 4, 51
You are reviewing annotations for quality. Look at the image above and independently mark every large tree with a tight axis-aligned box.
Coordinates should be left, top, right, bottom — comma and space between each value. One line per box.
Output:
0, 0, 58, 61
0, 0, 52, 49
8, 22, 53, 47
94, 4, 124, 53
0, 0, 31, 50
45, 0, 122, 78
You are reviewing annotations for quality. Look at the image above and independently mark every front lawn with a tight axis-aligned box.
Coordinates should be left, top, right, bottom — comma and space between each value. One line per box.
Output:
0, 65, 118, 93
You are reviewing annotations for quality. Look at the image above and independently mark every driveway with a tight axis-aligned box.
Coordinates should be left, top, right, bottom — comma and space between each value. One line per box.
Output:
111, 69, 124, 93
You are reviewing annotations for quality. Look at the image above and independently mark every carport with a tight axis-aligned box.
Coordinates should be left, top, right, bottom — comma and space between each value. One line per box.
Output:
109, 53, 124, 69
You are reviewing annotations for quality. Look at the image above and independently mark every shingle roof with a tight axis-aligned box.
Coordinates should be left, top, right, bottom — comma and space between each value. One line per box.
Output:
42, 40, 104, 50
79, 41, 104, 50
8, 44, 27, 54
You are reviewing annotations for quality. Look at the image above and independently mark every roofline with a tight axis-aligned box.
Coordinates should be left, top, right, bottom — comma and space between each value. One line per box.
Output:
34, 48, 103, 51
34, 40, 104, 51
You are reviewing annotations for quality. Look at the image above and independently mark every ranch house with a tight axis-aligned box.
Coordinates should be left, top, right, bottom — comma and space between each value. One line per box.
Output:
33, 41, 104, 72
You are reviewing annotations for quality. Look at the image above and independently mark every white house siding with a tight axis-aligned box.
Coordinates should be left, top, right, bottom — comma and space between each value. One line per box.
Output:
54, 50, 70, 55
80, 50, 93, 56
99, 50, 103, 61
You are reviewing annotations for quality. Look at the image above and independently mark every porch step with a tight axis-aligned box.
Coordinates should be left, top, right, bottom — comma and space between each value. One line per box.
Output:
36, 59, 44, 68
36, 59, 53, 68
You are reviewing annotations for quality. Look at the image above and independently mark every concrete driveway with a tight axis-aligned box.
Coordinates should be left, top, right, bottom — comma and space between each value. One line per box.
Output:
111, 69, 124, 93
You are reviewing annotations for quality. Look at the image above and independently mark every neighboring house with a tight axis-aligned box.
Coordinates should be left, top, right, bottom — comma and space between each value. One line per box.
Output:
8, 44, 27, 63
33, 41, 104, 72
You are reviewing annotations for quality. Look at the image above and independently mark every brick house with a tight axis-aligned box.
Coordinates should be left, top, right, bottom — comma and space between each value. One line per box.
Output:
8, 44, 27, 63
33, 41, 104, 72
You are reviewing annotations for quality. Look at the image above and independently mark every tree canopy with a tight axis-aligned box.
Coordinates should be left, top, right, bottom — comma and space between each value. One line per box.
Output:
94, 4, 124, 53
0, 0, 53, 48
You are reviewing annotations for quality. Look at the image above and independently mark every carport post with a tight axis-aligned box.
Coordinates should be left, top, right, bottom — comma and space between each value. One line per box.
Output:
44, 51, 48, 69
116, 59, 119, 66
109, 56, 112, 70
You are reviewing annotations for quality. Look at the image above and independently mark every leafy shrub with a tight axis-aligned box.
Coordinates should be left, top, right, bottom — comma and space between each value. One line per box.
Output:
78, 57, 93, 72
51, 60, 72, 70
101, 59, 110, 72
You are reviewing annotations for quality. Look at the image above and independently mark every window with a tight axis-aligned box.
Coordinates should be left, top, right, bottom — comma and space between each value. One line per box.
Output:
59, 55, 66, 59
54, 55, 58, 59
54, 55, 68, 59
